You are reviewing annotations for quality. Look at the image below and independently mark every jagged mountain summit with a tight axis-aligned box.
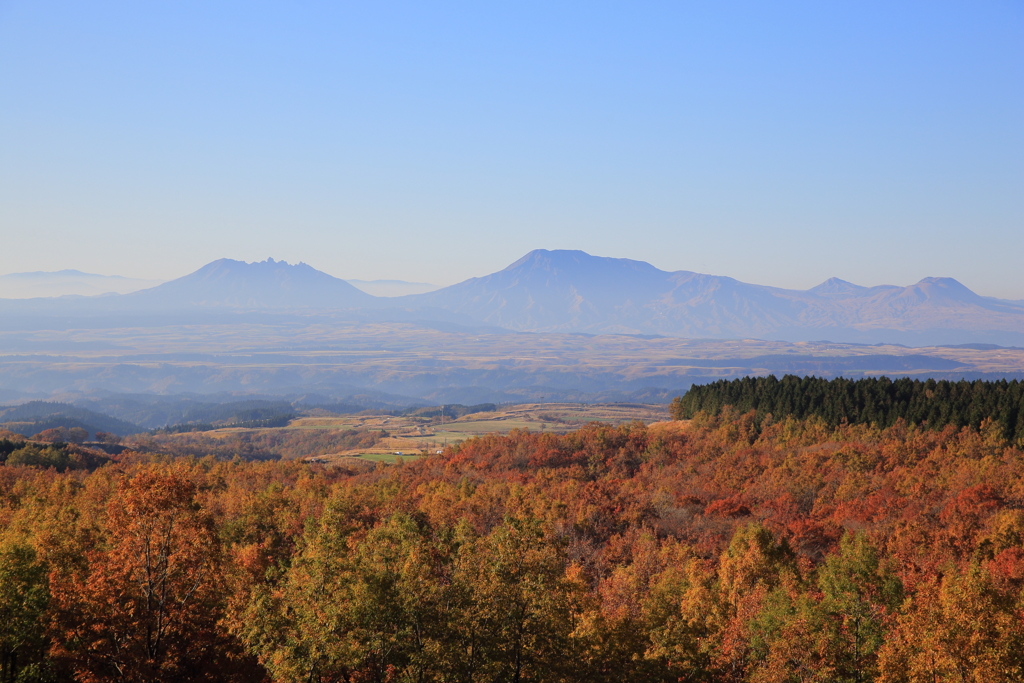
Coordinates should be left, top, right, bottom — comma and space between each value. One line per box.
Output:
120, 258, 375, 309
400, 249, 1024, 345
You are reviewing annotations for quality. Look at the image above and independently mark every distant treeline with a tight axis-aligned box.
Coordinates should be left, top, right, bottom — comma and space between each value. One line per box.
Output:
671, 375, 1024, 444
154, 403, 499, 434
171, 401, 297, 427
153, 414, 296, 434
396, 403, 498, 419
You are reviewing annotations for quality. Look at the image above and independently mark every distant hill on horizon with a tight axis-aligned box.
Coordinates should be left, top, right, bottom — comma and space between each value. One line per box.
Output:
0, 269, 164, 299
2, 251, 1023, 346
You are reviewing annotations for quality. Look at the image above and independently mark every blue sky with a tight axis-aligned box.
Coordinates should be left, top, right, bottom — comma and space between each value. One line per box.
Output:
1, 2, 1021, 297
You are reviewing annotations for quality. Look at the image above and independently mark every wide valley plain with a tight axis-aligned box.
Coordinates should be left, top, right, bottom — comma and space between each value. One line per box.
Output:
2, 319, 1023, 405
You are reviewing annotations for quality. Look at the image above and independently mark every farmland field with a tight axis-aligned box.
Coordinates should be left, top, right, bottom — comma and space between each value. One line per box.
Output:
144, 402, 670, 465
298, 402, 668, 465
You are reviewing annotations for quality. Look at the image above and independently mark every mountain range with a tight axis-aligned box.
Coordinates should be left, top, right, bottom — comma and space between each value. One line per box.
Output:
2, 250, 1023, 346
403, 250, 1024, 345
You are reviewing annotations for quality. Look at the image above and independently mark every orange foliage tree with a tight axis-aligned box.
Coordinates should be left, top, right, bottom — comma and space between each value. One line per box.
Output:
48, 466, 261, 682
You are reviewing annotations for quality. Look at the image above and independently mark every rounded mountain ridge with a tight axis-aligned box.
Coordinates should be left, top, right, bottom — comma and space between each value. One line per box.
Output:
506, 248, 670, 271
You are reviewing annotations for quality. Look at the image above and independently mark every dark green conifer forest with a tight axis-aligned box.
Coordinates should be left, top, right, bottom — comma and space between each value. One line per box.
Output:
672, 375, 1024, 445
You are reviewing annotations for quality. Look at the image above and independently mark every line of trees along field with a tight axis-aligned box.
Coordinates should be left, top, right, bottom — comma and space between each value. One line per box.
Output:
1, 411, 1023, 681
672, 375, 1024, 445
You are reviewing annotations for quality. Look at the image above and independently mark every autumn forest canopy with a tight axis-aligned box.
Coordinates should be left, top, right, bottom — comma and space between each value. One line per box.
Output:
0, 381, 1023, 682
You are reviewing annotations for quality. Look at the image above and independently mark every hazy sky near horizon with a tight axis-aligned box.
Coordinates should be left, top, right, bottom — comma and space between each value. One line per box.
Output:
1, 2, 1022, 297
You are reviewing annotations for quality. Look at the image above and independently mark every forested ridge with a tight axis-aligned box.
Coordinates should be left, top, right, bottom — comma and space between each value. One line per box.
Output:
672, 375, 1024, 445
1, 412, 1023, 681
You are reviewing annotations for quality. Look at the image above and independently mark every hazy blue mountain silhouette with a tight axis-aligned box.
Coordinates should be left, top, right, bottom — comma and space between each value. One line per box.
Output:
401, 249, 1024, 344
121, 258, 375, 309
0, 258, 375, 316
401, 250, 681, 332
807, 277, 875, 298
1, 251, 1023, 345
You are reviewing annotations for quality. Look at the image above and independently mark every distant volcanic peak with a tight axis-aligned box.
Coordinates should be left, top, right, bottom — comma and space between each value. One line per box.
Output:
188, 258, 326, 283
807, 276, 985, 303
504, 249, 669, 277
117, 256, 375, 310
190, 258, 244, 275
507, 248, 583, 265
202, 257, 294, 270
917, 276, 972, 290
909, 277, 981, 302
504, 249, 588, 273
809, 277, 867, 296
255, 257, 314, 269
